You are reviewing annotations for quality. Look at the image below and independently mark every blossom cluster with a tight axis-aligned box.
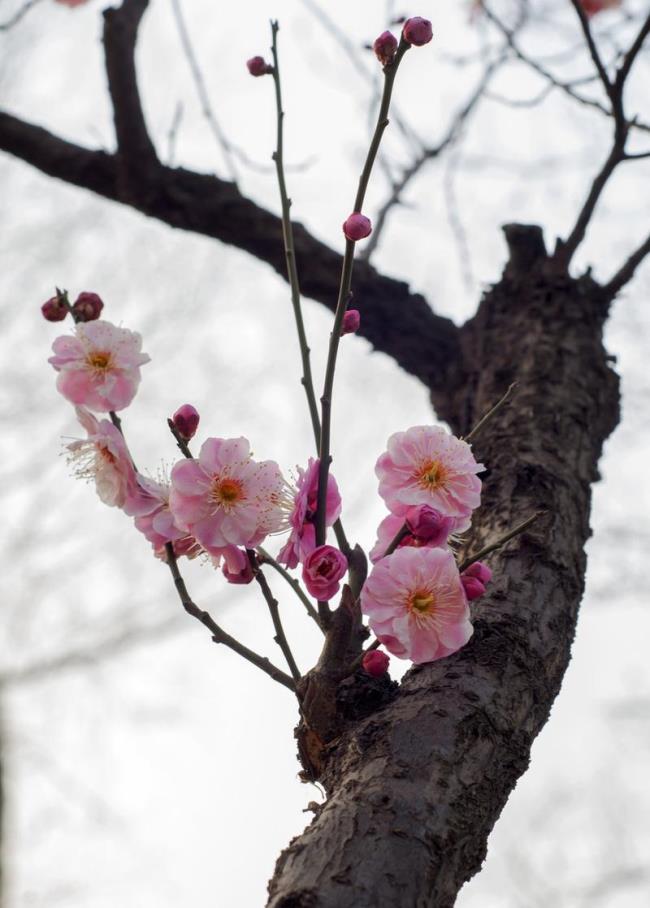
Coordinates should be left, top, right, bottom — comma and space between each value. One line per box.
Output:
46, 296, 492, 670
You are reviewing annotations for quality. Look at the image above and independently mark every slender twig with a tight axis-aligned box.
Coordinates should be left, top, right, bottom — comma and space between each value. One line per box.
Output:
269, 21, 321, 448
569, 0, 613, 98
382, 523, 409, 559
602, 232, 650, 298
315, 37, 411, 559
464, 383, 516, 444
164, 543, 295, 691
348, 636, 381, 675
458, 512, 543, 573
249, 551, 302, 681
170, 0, 239, 184
257, 546, 323, 631
167, 418, 193, 458
0, 0, 42, 31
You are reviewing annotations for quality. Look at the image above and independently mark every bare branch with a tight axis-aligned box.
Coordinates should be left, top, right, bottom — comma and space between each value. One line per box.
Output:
250, 552, 302, 682
602, 232, 650, 298
0, 0, 42, 31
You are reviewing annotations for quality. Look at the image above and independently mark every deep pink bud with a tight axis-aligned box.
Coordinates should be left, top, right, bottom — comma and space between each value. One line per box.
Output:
71, 291, 104, 322
341, 309, 361, 335
373, 30, 398, 66
172, 404, 200, 441
403, 16, 433, 46
405, 505, 455, 546
362, 649, 390, 677
247, 56, 272, 77
461, 575, 486, 601
463, 560, 492, 585
222, 552, 255, 585
302, 545, 348, 601
342, 212, 372, 242
41, 295, 68, 322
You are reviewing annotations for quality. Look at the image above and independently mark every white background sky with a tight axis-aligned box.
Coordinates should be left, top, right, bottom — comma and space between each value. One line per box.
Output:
1, 0, 650, 905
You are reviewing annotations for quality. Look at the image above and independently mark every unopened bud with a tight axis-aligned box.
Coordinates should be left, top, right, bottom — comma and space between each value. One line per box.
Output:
41, 294, 68, 322
341, 309, 360, 335
71, 291, 104, 322
461, 574, 486, 601
362, 649, 390, 677
172, 404, 200, 441
463, 560, 492, 586
373, 30, 398, 66
405, 505, 454, 546
403, 16, 433, 46
223, 558, 255, 585
342, 212, 372, 242
247, 56, 273, 77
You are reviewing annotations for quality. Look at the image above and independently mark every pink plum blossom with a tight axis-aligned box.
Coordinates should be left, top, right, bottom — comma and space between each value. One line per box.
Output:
217, 546, 255, 584
66, 406, 137, 508
361, 546, 473, 664
302, 545, 348, 601
169, 437, 285, 551
376, 425, 483, 520
362, 649, 390, 677
277, 458, 341, 569
125, 474, 201, 560
49, 320, 150, 412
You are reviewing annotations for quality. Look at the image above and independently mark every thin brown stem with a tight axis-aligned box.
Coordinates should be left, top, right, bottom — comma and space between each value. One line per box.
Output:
249, 551, 302, 681
164, 544, 295, 691
458, 512, 544, 574
315, 38, 411, 553
257, 546, 324, 632
464, 383, 516, 444
270, 21, 321, 448
167, 418, 193, 458
603, 232, 650, 299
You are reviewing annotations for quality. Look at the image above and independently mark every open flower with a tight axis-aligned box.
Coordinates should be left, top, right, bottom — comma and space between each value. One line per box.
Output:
277, 458, 341, 568
361, 547, 472, 664
376, 425, 483, 520
49, 319, 150, 412
66, 406, 137, 507
169, 437, 285, 550
125, 473, 201, 560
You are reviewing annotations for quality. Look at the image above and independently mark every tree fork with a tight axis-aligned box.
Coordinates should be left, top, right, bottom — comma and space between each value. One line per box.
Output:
268, 225, 620, 907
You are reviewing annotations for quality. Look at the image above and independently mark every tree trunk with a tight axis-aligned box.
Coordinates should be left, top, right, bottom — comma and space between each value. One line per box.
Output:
266, 227, 620, 908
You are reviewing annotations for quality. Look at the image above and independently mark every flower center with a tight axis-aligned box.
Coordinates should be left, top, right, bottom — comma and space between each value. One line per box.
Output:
408, 589, 436, 615
211, 477, 244, 507
86, 351, 113, 371
417, 459, 447, 491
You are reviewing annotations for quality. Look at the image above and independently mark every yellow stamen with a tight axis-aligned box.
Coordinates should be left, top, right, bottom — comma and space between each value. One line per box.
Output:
86, 351, 112, 370
417, 459, 447, 491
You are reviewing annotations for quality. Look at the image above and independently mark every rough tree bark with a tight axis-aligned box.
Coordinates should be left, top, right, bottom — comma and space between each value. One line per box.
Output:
1, 1, 645, 905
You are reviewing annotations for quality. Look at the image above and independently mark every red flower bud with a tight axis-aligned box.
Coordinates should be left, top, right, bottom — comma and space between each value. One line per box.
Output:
247, 56, 273, 77
362, 649, 390, 677
341, 309, 361, 335
41, 295, 68, 322
463, 560, 492, 585
373, 30, 398, 66
403, 16, 433, 46
172, 404, 200, 441
461, 575, 486, 601
342, 212, 372, 242
71, 291, 104, 322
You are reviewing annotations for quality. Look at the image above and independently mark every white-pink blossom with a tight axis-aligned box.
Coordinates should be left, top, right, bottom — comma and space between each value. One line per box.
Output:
66, 406, 137, 507
125, 473, 201, 560
169, 437, 285, 551
376, 425, 483, 520
49, 319, 150, 412
361, 546, 472, 664
277, 458, 341, 568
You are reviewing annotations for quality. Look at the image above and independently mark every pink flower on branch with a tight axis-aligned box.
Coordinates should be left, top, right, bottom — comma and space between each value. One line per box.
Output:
125, 474, 201, 561
369, 506, 464, 563
49, 320, 150, 412
169, 437, 286, 551
376, 425, 483, 520
66, 406, 137, 508
277, 458, 341, 569
302, 545, 348, 601
361, 547, 473, 664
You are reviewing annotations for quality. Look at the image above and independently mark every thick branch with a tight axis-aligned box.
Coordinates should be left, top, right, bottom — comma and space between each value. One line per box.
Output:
0, 111, 460, 393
